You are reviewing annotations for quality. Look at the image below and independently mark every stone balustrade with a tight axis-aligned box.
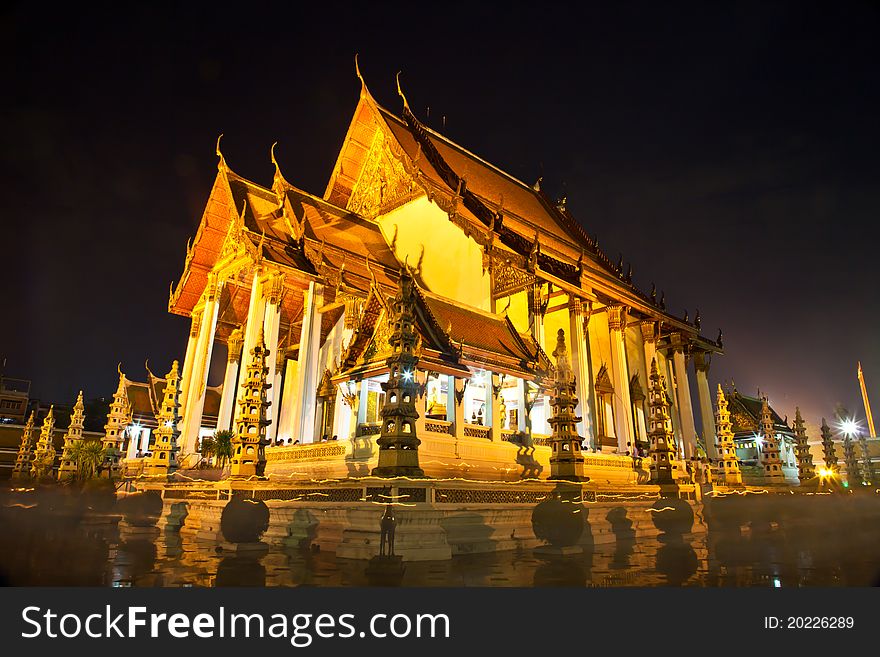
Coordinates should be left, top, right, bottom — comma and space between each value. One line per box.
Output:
462, 423, 490, 439
265, 441, 347, 462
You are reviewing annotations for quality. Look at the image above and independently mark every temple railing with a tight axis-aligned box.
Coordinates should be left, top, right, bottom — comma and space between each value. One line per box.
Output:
462, 423, 490, 439
356, 423, 381, 437
424, 419, 452, 435
120, 458, 145, 478
265, 441, 348, 462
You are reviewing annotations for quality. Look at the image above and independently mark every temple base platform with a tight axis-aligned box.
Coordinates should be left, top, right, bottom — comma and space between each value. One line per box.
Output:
135, 475, 705, 562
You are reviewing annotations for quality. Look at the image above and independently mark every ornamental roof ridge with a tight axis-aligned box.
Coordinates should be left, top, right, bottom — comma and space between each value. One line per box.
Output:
376, 102, 537, 194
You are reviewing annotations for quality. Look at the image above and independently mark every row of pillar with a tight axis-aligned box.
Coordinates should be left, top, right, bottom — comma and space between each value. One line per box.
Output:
527, 284, 716, 459
177, 270, 715, 457
177, 267, 327, 456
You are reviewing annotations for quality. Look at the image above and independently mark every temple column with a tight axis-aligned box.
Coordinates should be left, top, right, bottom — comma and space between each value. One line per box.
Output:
276, 358, 298, 441
640, 320, 657, 370
670, 332, 698, 458
358, 378, 370, 426
450, 376, 466, 439
663, 354, 685, 458
693, 351, 717, 459
291, 281, 323, 443
608, 305, 634, 453
516, 378, 528, 432
346, 381, 363, 440
178, 310, 202, 415
489, 373, 502, 441
272, 349, 285, 428
235, 269, 267, 424
262, 273, 284, 443
216, 327, 244, 432
415, 370, 428, 435
180, 274, 221, 457
569, 298, 594, 441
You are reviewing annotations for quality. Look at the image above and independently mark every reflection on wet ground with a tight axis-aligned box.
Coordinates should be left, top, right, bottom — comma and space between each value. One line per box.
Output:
2, 488, 880, 587
101, 527, 880, 588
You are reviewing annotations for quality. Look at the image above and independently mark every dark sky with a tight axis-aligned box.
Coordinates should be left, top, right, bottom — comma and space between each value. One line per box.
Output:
2, 2, 878, 438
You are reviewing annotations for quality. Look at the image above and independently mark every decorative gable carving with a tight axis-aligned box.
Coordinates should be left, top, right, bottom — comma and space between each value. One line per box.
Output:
347, 129, 421, 219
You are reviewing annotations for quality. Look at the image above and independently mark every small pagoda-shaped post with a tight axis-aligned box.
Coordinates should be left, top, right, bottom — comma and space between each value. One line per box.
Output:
759, 397, 785, 483
372, 267, 425, 478
820, 418, 839, 475
58, 391, 86, 480
145, 360, 181, 476
647, 358, 678, 484
11, 411, 36, 479
714, 384, 742, 485
842, 434, 862, 488
547, 329, 586, 481
230, 329, 271, 478
30, 406, 57, 480
792, 407, 815, 483
858, 433, 874, 486
102, 369, 131, 478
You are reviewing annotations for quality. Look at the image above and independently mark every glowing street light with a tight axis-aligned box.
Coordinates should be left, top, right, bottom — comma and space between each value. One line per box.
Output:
838, 417, 861, 438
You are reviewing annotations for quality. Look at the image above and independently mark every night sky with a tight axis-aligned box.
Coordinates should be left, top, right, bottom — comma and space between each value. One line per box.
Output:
2, 2, 878, 437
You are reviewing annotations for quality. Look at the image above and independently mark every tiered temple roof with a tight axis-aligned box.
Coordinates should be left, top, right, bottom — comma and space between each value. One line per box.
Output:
724, 388, 793, 439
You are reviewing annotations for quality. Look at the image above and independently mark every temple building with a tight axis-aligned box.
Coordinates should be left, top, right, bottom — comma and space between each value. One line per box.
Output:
721, 386, 798, 483
138, 72, 725, 482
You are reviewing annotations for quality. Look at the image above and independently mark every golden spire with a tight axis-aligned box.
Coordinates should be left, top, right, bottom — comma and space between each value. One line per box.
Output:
115, 363, 127, 394
714, 383, 742, 485
858, 362, 876, 438
31, 405, 57, 479
12, 410, 36, 479
58, 391, 86, 480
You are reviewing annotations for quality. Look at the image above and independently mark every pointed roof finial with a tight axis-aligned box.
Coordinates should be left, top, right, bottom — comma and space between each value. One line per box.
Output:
355, 53, 365, 91
396, 71, 409, 110
216, 133, 227, 171
271, 141, 280, 173
365, 253, 378, 290
533, 176, 542, 192
270, 141, 286, 195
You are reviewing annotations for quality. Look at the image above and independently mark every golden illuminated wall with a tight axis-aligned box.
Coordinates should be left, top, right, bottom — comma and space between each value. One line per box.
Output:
378, 196, 491, 310
498, 290, 529, 334
542, 300, 568, 355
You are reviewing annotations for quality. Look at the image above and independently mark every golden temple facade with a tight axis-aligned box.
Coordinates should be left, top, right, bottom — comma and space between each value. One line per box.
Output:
158, 74, 723, 482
